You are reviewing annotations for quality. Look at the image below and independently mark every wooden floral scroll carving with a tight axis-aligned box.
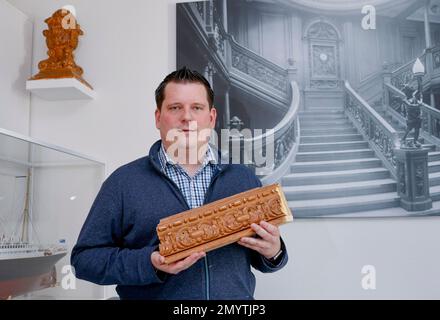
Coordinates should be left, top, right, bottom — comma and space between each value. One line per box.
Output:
157, 183, 293, 264
29, 9, 92, 89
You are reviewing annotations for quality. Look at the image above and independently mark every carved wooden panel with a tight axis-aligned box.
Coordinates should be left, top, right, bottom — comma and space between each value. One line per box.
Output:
157, 183, 293, 264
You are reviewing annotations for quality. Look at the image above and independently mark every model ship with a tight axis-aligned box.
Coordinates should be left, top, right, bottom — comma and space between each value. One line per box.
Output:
0, 172, 67, 299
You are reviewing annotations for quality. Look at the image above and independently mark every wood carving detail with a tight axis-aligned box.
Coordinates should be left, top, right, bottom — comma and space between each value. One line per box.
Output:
30, 9, 92, 89
157, 184, 292, 263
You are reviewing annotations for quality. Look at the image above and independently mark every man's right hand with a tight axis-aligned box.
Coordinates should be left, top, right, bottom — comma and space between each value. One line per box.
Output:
151, 251, 206, 275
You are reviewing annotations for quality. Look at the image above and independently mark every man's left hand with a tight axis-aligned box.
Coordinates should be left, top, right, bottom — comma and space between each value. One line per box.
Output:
238, 221, 281, 260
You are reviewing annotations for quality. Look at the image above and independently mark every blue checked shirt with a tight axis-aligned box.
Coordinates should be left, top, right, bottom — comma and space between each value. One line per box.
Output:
158, 143, 218, 209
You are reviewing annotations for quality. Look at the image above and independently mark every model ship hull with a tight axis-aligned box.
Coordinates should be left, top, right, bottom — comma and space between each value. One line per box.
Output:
0, 252, 67, 299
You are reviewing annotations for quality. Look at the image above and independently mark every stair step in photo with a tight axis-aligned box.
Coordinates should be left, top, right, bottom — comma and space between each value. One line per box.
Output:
298, 141, 368, 152
299, 119, 350, 126
301, 133, 363, 143
283, 168, 390, 186
301, 128, 358, 135
296, 149, 374, 161
289, 192, 400, 217
298, 114, 347, 120
291, 158, 383, 173
283, 179, 396, 200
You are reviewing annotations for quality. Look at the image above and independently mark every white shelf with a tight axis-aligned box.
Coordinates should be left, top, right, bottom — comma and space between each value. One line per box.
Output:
26, 78, 96, 100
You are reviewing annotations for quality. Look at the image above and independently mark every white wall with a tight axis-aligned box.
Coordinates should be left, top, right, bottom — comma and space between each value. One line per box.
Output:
255, 217, 440, 299
5, 0, 440, 300
0, 0, 32, 135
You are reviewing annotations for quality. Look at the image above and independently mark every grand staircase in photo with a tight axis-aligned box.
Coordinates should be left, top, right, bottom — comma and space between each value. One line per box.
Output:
181, 1, 440, 217
282, 107, 401, 218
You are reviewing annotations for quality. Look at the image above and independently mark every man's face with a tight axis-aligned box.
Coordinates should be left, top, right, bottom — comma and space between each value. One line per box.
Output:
155, 81, 217, 158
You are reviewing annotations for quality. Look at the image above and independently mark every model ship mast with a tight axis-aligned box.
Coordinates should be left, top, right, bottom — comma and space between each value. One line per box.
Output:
20, 170, 31, 243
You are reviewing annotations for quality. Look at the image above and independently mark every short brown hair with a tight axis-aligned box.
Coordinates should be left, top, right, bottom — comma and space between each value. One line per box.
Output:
155, 67, 214, 110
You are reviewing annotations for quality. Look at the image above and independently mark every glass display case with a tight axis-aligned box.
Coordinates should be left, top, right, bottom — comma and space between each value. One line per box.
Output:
0, 128, 105, 299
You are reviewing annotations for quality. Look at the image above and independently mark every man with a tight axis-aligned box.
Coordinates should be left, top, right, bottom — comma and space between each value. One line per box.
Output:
71, 67, 288, 300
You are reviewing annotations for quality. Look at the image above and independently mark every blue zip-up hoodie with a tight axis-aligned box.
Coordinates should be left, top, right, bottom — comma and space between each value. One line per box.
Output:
71, 140, 288, 300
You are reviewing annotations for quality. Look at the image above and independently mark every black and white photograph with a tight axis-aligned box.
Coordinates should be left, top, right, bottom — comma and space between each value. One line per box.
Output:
177, 0, 440, 218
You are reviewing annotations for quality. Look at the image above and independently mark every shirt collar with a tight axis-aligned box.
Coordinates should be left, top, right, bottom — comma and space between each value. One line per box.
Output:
158, 142, 218, 171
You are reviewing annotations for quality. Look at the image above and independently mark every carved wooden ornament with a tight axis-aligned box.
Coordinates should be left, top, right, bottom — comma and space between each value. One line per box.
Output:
29, 9, 92, 89
157, 183, 293, 264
